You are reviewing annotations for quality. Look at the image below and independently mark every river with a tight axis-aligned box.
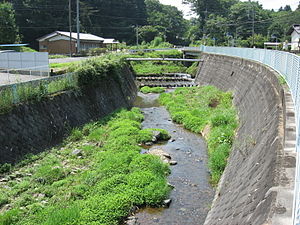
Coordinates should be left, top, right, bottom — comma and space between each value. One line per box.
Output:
133, 91, 214, 225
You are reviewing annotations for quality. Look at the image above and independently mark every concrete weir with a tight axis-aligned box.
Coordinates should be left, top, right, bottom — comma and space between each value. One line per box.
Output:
196, 53, 296, 225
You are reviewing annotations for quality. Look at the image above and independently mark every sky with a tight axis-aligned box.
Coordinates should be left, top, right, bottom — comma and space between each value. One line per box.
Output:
159, 0, 299, 19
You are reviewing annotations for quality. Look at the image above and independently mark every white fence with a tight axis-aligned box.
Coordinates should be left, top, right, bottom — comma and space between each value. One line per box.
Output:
199, 45, 300, 225
0, 52, 49, 72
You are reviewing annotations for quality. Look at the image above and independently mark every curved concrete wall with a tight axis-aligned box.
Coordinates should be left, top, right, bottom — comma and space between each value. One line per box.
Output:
0, 66, 137, 164
196, 53, 288, 225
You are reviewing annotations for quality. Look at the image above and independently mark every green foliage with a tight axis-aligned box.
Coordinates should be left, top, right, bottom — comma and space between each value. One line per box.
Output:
0, 54, 129, 114
145, 0, 188, 45
0, 193, 9, 208
68, 128, 84, 142
129, 50, 189, 75
278, 75, 287, 85
34, 164, 67, 185
140, 86, 165, 94
87, 48, 107, 56
0, 209, 21, 225
0, 163, 11, 174
41, 205, 80, 225
0, 2, 19, 44
160, 86, 238, 185
0, 108, 171, 225
48, 55, 69, 59
186, 62, 199, 77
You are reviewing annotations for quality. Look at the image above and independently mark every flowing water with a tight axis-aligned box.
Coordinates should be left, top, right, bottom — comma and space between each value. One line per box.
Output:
133, 91, 214, 225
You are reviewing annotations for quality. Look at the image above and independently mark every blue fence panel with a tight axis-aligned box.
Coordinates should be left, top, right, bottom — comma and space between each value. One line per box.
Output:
198, 45, 300, 225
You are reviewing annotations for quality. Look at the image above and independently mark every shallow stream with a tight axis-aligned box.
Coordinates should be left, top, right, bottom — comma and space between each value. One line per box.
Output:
133, 91, 214, 225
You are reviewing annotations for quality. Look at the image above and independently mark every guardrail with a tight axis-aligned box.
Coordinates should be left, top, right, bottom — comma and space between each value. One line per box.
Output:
197, 45, 300, 225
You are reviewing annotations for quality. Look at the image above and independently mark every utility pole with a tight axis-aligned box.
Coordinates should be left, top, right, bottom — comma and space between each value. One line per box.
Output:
252, 7, 255, 47
76, 0, 80, 54
69, 0, 72, 57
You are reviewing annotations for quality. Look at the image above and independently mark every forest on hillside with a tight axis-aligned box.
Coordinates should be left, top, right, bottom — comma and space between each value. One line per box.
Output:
0, 0, 300, 48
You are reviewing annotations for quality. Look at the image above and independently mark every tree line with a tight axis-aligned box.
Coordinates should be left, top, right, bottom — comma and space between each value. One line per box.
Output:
0, 0, 300, 48
0, 0, 187, 48
185, 0, 300, 47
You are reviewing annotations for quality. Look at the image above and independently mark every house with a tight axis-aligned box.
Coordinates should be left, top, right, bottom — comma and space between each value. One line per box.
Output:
287, 24, 300, 51
37, 31, 105, 54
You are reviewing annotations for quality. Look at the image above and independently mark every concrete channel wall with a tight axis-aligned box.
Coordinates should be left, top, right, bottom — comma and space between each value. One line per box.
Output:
196, 53, 294, 225
0, 66, 137, 164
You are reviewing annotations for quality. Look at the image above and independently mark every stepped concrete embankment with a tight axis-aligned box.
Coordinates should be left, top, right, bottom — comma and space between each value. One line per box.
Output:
196, 53, 295, 225
0, 66, 137, 164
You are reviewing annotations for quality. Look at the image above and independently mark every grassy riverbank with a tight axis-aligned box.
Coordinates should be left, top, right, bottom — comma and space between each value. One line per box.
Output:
159, 86, 238, 185
0, 108, 171, 225
129, 50, 198, 76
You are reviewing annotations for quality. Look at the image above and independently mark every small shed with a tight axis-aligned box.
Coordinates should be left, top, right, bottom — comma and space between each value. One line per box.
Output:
37, 31, 105, 54
287, 24, 300, 51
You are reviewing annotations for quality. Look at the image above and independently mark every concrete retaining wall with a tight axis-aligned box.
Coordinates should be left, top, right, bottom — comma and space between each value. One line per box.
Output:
196, 53, 291, 225
0, 66, 137, 164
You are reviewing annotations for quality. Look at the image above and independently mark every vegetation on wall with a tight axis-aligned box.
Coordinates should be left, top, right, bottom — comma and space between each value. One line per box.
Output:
0, 54, 131, 114
0, 108, 171, 225
160, 86, 238, 185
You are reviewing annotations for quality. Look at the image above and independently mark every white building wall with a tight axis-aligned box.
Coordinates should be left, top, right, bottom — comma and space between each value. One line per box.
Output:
291, 31, 300, 51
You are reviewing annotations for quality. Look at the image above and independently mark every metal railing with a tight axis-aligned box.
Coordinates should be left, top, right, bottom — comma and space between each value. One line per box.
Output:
198, 45, 300, 225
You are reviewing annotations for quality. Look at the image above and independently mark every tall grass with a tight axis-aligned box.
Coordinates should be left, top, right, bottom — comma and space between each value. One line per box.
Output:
160, 86, 238, 185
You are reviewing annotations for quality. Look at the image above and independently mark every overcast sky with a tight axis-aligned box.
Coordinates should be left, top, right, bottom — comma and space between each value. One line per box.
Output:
159, 0, 299, 19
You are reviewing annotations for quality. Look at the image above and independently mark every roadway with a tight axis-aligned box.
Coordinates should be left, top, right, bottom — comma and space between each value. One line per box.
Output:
0, 73, 47, 86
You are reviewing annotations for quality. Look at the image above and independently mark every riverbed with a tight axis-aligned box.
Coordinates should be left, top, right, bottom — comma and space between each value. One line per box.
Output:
133, 91, 214, 225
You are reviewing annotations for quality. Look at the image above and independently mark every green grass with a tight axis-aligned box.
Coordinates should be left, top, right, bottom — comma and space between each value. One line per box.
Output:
140, 86, 165, 94
0, 108, 171, 225
128, 50, 197, 75
49, 55, 69, 59
50, 62, 78, 69
159, 86, 238, 185
278, 75, 287, 85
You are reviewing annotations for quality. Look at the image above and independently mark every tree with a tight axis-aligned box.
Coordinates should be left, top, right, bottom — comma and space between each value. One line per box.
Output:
145, 0, 188, 44
182, 0, 238, 39
204, 14, 228, 44
0, 2, 19, 44
283, 5, 292, 11
139, 25, 163, 43
228, 1, 271, 40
